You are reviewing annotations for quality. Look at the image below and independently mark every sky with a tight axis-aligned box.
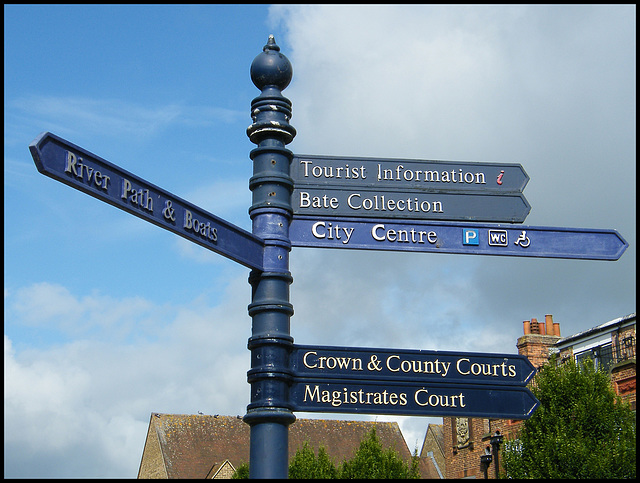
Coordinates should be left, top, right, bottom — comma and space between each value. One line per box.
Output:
4, 4, 636, 478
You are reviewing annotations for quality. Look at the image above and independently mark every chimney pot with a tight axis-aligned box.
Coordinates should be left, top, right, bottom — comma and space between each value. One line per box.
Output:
531, 318, 538, 334
545, 315, 554, 335
539, 321, 546, 336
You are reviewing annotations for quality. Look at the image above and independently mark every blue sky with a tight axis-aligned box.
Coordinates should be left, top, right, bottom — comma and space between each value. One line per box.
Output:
4, 4, 636, 478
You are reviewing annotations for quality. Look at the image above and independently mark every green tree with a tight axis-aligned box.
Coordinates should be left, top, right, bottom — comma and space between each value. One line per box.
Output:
232, 427, 421, 479
502, 356, 636, 478
288, 441, 339, 479
338, 427, 420, 479
231, 462, 249, 479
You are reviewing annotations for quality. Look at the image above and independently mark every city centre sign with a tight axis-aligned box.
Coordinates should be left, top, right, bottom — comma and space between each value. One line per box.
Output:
289, 216, 628, 260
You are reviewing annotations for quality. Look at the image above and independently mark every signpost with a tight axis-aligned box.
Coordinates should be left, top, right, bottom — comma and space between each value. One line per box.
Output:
29, 35, 630, 478
29, 131, 265, 271
289, 215, 628, 260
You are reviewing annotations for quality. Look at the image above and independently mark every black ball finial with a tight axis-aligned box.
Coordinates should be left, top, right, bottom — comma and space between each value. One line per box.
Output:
250, 35, 293, 91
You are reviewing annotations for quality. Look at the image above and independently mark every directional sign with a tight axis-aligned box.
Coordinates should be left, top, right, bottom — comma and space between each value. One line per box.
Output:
292, 187, 531, 223
291, 344, 536, 386
29, 132, 265, 271
289, 344, 540, 419
290, 379, 539, 419
291, 154, 530, 193
289, 216, 628, 260
291, 154, 531, 223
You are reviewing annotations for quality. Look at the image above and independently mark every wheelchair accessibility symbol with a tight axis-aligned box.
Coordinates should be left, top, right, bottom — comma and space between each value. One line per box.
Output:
514, 230, 531, 248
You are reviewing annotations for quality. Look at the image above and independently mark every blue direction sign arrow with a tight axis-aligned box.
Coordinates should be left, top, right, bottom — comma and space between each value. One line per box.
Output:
291, 154, 530, 193
291, 344, 536, 386
29, 132, 265, 271
291, 154, 531, 223
290, 379, 539, 419
289, 216, 628, 260
292, 187, 531, 223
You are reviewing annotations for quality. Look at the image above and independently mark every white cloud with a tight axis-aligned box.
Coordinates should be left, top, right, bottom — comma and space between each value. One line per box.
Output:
10, 282, 157, 340
3, 278, 251, 477
4, 335, 149, 476
6, 95, 244, 145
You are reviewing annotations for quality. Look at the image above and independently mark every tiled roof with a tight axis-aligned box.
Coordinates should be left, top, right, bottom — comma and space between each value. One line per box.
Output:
555, 312, 636, 346
144, 414, 248, 479
138, 413, 441, 478
420, 423, 444, 458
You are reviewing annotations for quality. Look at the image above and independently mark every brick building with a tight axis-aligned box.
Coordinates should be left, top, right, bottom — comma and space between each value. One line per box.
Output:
443, 313, 636, 479
137, 313, 634, 479
555, 313, 636, 411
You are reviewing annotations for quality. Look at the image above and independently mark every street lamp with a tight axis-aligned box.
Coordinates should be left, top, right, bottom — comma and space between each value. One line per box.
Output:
490, 430, 504, 479
480, 445, 492, 479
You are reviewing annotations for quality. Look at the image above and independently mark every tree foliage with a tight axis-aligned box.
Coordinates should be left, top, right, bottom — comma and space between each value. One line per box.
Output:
338, 427, 420, 479
233, 427, 420, 479
288, 441, 339, 479
502, 357, 636, 478
230, 462, 249, 479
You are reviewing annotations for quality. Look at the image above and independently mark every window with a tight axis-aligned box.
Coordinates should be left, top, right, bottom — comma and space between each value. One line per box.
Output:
618, 335, 636, 361
575, 343, 614, 372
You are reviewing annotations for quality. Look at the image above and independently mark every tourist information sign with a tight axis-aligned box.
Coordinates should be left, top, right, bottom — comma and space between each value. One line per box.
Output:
288, 344, 540, 419
291, 155, 530, 192
29, 132, 265, 271
291, 154, 531, 223
289, 215, 628, 260
290, 344, 537, 386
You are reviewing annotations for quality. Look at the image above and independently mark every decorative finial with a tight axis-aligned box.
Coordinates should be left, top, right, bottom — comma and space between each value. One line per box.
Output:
264, 34, 280, 52
250, 35, 292, 91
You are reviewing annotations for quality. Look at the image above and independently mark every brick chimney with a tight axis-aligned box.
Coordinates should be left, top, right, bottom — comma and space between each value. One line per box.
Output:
517, 315, 561, 369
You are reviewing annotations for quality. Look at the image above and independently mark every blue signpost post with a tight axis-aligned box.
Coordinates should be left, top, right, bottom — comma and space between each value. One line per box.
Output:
29, 35, 630, 478
244, 35, 297, 479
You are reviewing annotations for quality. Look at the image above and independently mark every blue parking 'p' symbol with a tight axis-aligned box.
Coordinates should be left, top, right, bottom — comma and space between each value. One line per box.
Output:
463, 229, 479, 245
